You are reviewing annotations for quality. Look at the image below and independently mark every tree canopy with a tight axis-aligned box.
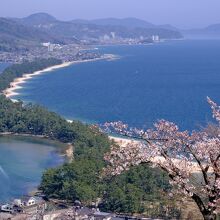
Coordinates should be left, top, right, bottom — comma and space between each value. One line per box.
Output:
104, 98, 220, 220
0, 95, 171, 216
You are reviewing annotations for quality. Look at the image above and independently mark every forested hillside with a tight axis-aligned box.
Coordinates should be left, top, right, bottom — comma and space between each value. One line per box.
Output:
0, 18, 62, 51
0, 94, 173, 216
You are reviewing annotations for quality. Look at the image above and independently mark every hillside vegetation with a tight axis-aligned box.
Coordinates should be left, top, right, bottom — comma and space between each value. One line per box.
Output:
0, 95, 173, 216
19, 13, 182, 41
0, 18, 62, 51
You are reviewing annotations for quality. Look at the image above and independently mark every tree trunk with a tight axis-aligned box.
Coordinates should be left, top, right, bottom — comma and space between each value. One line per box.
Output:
191, 194, 216, 220
203, 213, 216, 220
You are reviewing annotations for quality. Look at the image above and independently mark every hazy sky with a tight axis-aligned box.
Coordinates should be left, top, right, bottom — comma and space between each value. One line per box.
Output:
0, 0, 219, 29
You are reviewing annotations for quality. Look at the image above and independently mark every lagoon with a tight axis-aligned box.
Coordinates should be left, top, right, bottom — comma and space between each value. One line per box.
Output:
0, 136, 64, 202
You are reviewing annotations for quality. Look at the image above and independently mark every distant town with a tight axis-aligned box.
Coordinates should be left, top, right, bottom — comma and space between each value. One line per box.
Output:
0, 12, 180, 64
0, 195, 158, 220
0, 34, 161, 64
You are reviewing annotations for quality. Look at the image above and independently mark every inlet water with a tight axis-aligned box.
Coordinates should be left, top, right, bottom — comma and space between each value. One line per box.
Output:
0, 136, 64, 202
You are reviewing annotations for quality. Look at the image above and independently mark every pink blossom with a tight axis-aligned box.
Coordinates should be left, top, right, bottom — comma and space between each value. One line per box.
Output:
103, 97, 220, 219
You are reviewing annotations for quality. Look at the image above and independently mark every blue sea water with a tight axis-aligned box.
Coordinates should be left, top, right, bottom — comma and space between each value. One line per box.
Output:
0, 136, 64, 202
0, 62, 10, 74
12, 40, 220, 130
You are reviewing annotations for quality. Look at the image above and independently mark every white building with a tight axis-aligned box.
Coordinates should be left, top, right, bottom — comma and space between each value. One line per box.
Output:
13, 197, 37, 207
110, 32, 116, 39
1, 204, 14, 213
42, 42, 50, 47
48, 44, 55, 52
103, 34, 111, 41
24, 197, 37, 207
42, 42, 55, 52
152, 35, 160, 42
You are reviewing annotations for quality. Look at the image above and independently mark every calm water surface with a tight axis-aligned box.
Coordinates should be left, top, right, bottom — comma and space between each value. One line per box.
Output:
12, 40, 220, 130
0, 62, 10, 74
0, 136, 64, 202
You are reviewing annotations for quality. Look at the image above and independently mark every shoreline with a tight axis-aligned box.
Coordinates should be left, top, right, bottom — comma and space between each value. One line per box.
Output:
0, 132, 73, 161
110, 135, 202, 173
3, 54, 117, 100
0, 132, 73, 202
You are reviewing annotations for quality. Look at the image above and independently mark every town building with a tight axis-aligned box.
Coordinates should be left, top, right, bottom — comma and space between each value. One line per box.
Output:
0, 196, 47, 217
152, 35, 160, 42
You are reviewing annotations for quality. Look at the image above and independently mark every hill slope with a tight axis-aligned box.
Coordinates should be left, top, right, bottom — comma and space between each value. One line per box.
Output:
19, 13, 182, 41
183, 24, 220, 39
0, 13, 183, 52
21, 12, 57, 26
0, 17, 61, 51
73, 17, 155, 29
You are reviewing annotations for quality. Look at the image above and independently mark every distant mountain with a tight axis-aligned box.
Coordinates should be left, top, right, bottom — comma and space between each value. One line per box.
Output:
71, 17, 180, 30
0, 17, 62, 51
204, 24, 220, 34
70, 17, 182, 39
75, 17, 155, 29
158, 24, 178, 31
183, 24, 220, 39
0, 13, 182, 51
19, 13, 181, 40
19, 13, 57, 26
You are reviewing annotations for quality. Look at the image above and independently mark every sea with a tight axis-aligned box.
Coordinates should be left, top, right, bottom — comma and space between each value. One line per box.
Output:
12, 40, 220, 131
0, 62, 10, 74
0, 136, 64, 202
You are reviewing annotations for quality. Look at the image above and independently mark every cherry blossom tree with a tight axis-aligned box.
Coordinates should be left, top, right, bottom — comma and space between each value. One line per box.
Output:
103, 97, 220, 220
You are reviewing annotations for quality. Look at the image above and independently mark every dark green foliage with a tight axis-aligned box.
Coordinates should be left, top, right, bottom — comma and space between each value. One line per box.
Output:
0, 58, 62, 92
0, 94, 171, 214
0, 95, 107, 144
100, 164, 170, 214
0, 95, 110, 203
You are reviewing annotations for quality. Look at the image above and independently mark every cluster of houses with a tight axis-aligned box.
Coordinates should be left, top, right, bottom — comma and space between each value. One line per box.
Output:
44, 207, 115, 220
0, 197, 157, 220
0, 196, 47, 219
43, 206, 156, 220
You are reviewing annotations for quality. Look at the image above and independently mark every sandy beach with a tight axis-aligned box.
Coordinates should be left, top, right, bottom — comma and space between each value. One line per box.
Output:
110, 136, 203, 173
3, 54, 117, 99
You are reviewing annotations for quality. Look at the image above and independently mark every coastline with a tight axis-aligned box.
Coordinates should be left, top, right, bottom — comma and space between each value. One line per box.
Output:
3, 54, 117, 100
110, 135, 202, 173
0, 132, 73, 202
0, 132, 74, 161
2, 51, 202, 175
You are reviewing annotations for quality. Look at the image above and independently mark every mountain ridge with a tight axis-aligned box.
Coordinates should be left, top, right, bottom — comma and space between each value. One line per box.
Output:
71, 17, 155, 29
183, 23, 220, 39
17, 13, 180, 33
0, 13, 183, 52
0, 17, 62, 51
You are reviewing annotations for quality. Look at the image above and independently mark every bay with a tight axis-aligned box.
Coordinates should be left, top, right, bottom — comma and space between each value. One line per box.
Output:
12, 40, 220, 130
0, 136, 64, 202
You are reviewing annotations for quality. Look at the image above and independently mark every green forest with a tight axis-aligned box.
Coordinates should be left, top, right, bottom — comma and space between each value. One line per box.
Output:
0, 60, 178, 217
0, 95, 174, 215
0, 58, 62, 92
